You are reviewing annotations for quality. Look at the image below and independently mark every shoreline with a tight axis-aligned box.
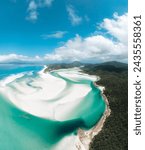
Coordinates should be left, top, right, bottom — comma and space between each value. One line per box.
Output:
76, 81, 111, 150
43, 67, 111, 150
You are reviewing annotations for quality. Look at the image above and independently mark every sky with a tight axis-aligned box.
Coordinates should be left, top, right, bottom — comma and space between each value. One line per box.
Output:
0, 0, 128, 64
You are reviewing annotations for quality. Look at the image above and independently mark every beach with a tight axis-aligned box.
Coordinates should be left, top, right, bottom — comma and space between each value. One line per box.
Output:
0, 66, 107, 150
76, 82, 111, 150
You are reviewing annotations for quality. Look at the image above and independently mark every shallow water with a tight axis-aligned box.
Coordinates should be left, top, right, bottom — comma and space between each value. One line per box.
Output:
0, 65, 106, 150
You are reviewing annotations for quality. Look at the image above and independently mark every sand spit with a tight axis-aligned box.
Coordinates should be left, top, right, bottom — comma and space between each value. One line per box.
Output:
0, 67, 96, 121
0, 66, 110, 150
43, 67, 110, 150
76, 82, 111, 150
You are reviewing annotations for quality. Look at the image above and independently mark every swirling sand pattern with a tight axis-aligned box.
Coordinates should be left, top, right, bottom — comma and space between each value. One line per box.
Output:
0, 66, 106, 150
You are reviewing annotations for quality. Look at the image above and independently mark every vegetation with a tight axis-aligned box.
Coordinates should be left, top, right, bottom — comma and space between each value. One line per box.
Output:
82, 62, 128, 150
47, 61, 128, 150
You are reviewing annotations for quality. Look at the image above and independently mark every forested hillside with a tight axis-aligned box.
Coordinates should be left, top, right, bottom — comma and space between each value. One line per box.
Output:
82, 64, 128, 150
46, 61, 128, 150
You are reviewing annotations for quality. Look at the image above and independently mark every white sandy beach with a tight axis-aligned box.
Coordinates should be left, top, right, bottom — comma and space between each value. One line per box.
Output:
0, 67, 110, 150
0, 68, 96, 121
76, 83, 111, 150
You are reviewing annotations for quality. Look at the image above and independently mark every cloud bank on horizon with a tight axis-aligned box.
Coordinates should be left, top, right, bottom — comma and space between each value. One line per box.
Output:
0, 0, 128, 64
45, 13, 128, 63
0, 13, 128, 64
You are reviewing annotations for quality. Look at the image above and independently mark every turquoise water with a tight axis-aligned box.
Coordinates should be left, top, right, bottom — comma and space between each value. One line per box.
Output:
0, 65, 106, 150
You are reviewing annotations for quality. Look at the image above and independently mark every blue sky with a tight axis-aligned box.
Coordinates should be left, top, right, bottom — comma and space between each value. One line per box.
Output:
0, 0, 128, 63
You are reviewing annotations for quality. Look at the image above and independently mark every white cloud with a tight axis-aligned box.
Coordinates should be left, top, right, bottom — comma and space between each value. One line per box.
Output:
66, 5, 82, 26
26, 0, 38, 22
26, 0, 54, 22
0, 54, 27, 63
100, 13, 128, 44
43, 13, 128, 63
41, 31, 67, 39
28, 0, 37, 11
38, 0, 54, 7
26, 11, 38, 22
0, 54, 41, 64
44, 34, 127, 63
1, 12, 128, 64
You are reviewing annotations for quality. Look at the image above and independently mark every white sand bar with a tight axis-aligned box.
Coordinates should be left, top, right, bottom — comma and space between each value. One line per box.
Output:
0, 68, 97, 121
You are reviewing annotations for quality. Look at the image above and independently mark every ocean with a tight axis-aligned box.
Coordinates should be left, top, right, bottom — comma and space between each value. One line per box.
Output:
0, 65, 106, 150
